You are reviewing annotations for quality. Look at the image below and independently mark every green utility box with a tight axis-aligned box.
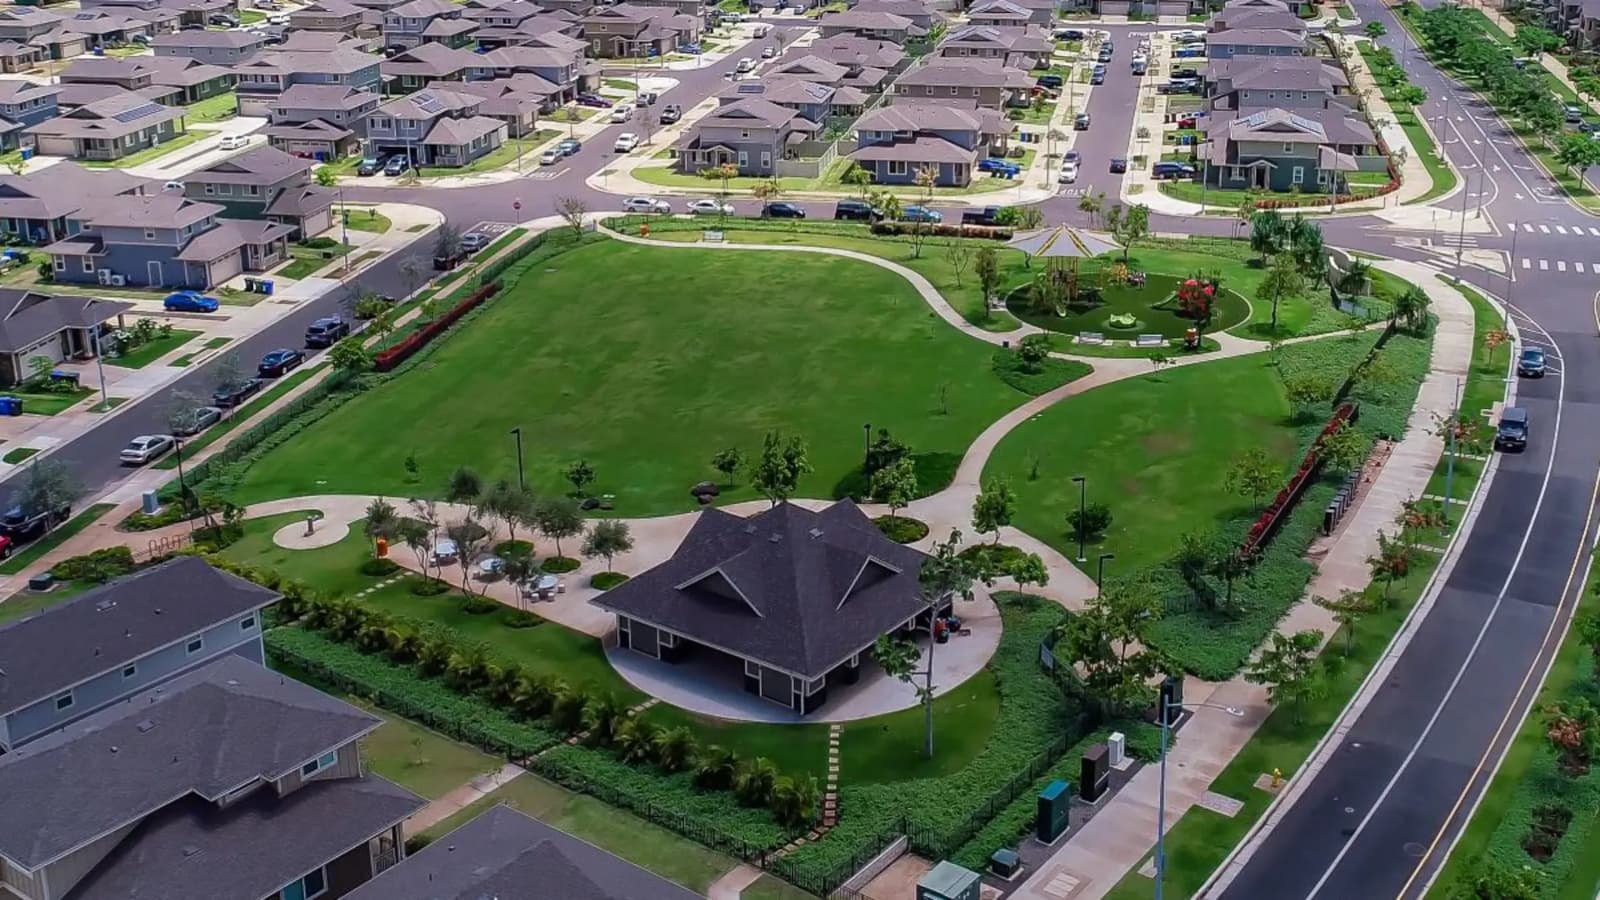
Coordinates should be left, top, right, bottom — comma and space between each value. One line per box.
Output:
918, 861, 982, 900
1037, 778, 1071, 844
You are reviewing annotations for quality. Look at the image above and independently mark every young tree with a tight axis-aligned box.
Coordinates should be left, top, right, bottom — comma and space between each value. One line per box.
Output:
1113, 203, 1150, 263
1392, 284, 1432, 333
1066, 502, 1113, 541
328, 335, 372, 373
1282, 372, 1335, 420
710, 447, 745, 486
165, 389, 206, 435
399, 256, 428, 303
582, 519, 633, 573
1288, 215, 1325, 279
482, 479, 535, 546
1017, 206, 1045, 230
398, 516, 432, 581
1315, 589, 1376, 655
565, 459, 596, 497
1318, 419, 1369, 473
434, 222, 462, 260
840, 161, 874, 199
770, 775, 820, 828
1052, 574, 1167, 719
943, 239, 975, 287
314, 166, 338, 188
1336, 257, 1372, 296
975, 246, 1001, 312
1077, 192, 1103, 228
445, 466, 483, 506
1224, 447, 1280, 505
1245, 630, 1324, 723
700, 162, 739, 213
534, 496, 585, 559
753, 177, 782, 214
1365, 20, 1386, 37
1248, 208, 1287, 262
1515, 23, 1562, 57
1555, 131, 1600, 180
212, 351, 243, 394
445, 517, 490, 595
562, 105, 580, 138
1008, 552, 1049, 592
364, 497, 399, 548
556, 196, 588, 236
18, 458, 80, 519
751, 430, 812, 506
869, 455, 918, 524
1017, 334, 1050, 373
1259, 251, 1306, 335
971, 477, 1016, 543
1368, 530, 1413, 602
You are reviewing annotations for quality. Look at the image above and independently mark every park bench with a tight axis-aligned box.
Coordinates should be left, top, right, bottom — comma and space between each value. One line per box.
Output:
1077, 331, 1106, 345
1134, 334, 1166, 348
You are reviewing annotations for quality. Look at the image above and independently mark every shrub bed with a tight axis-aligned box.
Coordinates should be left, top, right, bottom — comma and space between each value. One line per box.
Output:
991, 347, 1093, 396
541, 556, 580, 574
874, 515, 930, 544
408, 576, 450, 596
374, 281, 501, 372
591, 571, 629, 590
459, 595, 500, 615
359, 557, 400, 577
52, 546, 136, 583
502, 609, 542, 628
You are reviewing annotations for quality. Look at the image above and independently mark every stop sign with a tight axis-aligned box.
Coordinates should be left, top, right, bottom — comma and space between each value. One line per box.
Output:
513, 200, 522, 211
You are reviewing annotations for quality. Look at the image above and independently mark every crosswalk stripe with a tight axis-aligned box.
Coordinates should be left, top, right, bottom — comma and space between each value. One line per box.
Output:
1526, 224, 1537, 233
1558, 261, 1568, 271
1540, 259, 1549, 270
1579, 262, 1587, 273
1591, 228, 1600, 236
1557, 225, 1569, 234
1521, 257, 1531, 269
1539, 225, 1551, 233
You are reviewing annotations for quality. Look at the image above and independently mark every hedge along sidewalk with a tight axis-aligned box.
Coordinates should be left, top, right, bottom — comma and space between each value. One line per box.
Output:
1007, 258, 1475, 900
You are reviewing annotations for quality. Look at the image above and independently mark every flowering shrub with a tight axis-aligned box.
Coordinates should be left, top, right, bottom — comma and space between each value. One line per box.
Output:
1239, 402, 1358, 558
1176, 277, 1217, 320
373, 282, 500, 372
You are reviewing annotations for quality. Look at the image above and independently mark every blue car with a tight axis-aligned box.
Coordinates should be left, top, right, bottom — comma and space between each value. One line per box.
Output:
163, 291, 219, 313
901, 206, 942, 224
680, 41, 702, 54
977, 158, 1020, 175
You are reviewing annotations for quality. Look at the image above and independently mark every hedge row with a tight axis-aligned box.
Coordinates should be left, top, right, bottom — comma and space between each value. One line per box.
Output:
374, 281, 500, 372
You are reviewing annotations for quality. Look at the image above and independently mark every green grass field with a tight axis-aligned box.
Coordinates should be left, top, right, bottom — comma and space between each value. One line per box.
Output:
106, 328, 200, 368
83, 131, 205, 169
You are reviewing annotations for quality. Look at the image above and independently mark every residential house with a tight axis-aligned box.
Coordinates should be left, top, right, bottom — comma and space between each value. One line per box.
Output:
848, 100, 1009, 186
718, 77, 865, 127
0, 560, 424, 900
1199, 106, 1378, 192
936, 24, 1053, 69
530, 0, 595, 16
808, 33, 907, 88
345, 805, 704, 900
150, 28, 268, 64
0, 289, 130, 385
264, 82, 378, 158
580, 4, 699, 58
592, 500, 934, 716
278, 31, 375, 53
441, 76, 553, 133
1203, 54, 1351, 112
627, 0, 705, 21
184, 145, 334, 238
817, 10, 927, 44
472, 9, 583, 47
54, 10, 169, 49
364, 87, 507, 167
967, 0, 1053, 26
232, 48, 384, 116
675, 96, 818, 175
0, 43, 43, 75
382, 0, 477, 49
61, 55, 234, 105
0, 161, 149, 244
767, 54, 851, 85
382, 41, 478, 92
26, 90, 186, 161
852, 0, 938, 30
0, 81, 58, 150
290, 0, 379, 34
465, 44, 581, 101
1547, 0, 1600, 47
0, 9, 69, 53
1209, 5, 1306, 32
463, 0, 546, 29
26, 28, 92, 65
1203, 26, 1306, 58
893, 56, 1033, 109
44, 191, 293, 289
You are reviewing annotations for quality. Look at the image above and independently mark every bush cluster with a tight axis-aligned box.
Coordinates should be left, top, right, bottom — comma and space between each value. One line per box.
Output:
359, 557, 400, 577
52, 546, 136, 583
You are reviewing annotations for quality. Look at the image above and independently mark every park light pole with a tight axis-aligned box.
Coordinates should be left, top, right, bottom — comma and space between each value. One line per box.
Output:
1155, 697, 1245, 900
509, 427, 525, 490
1096, 552, 1114, 596
862, 422, 872, 464
1071, 475, 1087, 562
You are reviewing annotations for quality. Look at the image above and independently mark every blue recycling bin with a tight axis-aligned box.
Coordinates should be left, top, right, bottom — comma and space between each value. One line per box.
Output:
19, 147, 31, 161
0, 396, 23, 416
261, 279, 274, 295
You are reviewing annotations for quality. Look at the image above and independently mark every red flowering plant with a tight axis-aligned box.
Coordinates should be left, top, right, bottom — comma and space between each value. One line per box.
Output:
1176, 275, 1219, 322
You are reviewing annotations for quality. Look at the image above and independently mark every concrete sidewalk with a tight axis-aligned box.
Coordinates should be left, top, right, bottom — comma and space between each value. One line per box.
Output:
1006, 259, 1477, 900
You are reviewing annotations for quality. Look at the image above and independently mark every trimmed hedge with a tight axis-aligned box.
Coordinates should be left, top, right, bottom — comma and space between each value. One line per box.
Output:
373, 281, 501, 372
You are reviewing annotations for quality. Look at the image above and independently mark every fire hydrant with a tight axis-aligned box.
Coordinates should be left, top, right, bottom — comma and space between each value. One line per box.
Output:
1271, 767, 1284, 789
640, 222, 650, 238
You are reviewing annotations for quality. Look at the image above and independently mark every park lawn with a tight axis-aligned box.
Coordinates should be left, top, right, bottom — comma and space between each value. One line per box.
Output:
359, 705, 501, 799
106, 328, 201, 368
230, 239, 1032, 516
183, 90, 237, 122
154, 364, 327, 468
339, 207, 392, 234
416, 131, 560, 177
421, 773, 739, 894
1103, 550, 1444, 900
1005, 272, 1252, 339
744, 876, 819, 900
628, 162, 842, 193
0, 503, 115, 577
239, 8, 266, 23
1157, 180, 1384, 210
982, 351, 1296, 573
82, 131, 205, 169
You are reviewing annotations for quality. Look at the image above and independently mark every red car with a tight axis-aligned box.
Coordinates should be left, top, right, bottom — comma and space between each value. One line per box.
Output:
1177, 116, 1197, 129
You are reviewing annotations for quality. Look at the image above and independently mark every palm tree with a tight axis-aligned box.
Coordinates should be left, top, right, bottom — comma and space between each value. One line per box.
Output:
614, 718, 659, 762
1077, 191, 1102, 228
770, 774, 821, 828
733, 757, 780, 807
1336, 258, 1372, 296
415, 633, 453, 676
511, 674, 558, 718
693, 744, 739, 790
653, 726, 698, 772
550, 681, 586, 731
1392, 285, 1431, 333
580, 693, 627, 746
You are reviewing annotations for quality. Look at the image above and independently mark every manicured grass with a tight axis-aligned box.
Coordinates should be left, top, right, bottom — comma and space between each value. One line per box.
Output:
359, 704, 501, 800
0, 503, 114, 576
604, 78, 637, 91
1, 447, 37, 464
8, 385, 93, 416
154, 363, 327, 468
278, 241, 352, 279
641, 706, 833, 781
231, 239, 1031, 516
239, 8, 265, 23
82, 130, 205, 169
1355, 43, 1458, 205
183, 90, 237, 122
1004, 271, 1252, 339
338, 207, 392, 234
106, 328, 200, 368
87, 397, 128, 413
837, 668, 1001, 783
420, 773, 738, 894
416, 131, 560, 177
744, 876, 819, 900
0, 580, 99, 624
1158, 180, 1384, 209
1432, 281, 1510, 505
203, 336, 233, 350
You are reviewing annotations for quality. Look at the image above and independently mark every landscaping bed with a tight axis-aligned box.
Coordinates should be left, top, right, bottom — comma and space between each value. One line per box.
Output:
1004, 271, 1252, 339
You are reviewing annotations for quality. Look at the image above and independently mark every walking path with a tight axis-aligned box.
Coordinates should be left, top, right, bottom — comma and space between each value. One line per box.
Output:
1005, 259, 1478, 900
402, 762, 527, 837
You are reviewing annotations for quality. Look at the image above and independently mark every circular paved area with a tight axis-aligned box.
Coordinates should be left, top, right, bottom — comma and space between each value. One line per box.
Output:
272, 514, 348, 550
605, 589, 1003, 724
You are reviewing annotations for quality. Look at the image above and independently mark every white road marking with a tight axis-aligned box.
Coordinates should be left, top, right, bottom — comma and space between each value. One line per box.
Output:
1521, 257, 1531, 269
1539, 224, 1551, 233
1539, 259, 1549, 270
1558, 261, 1567, 272
1556, 225, 1569, 234
1577, 262, 1587, 273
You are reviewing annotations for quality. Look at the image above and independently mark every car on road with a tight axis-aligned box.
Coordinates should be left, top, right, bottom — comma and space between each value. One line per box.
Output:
833, 198, 882, 221
557, 137, 581, 156
1074, 112, 1091, 130
1109, 157, 1127, 173
304, 315, 349, 348
1494, 406, 1529, 451
162, 291, 219, 313
1565, 105, 1584, 124
219, 134, 250, 150
1151, 161, 1196, 180
120, 434, 175, 466
1517, 346, 1547, 377
660, 104, 682, 124
539, 147, 561, 165
576, 92, 609, 107
978, 157, 1020, 176
1064, 150, 1080, 163
212, 378, 262, 408
613, 132, 639, 152
1055, 28, 1084, 39
1058, 159, 1079, 183
623, 196, 672, 214
356, 156, 384, 176
687, 198, 734, 215
762, 45, 776, 58
763, 201, 806, 218
171, 405, 223, 437
1097, 48, 1112, 62
961, 207, 1002, 226
383, 154, 411, 176
0, 505, 68, 544
257, 348, 306, 378
461, 232, 492, 253
636, 91, 658, 106
608, 104, 631, 123
736, 57, 756, 73
900, 205, 942, 224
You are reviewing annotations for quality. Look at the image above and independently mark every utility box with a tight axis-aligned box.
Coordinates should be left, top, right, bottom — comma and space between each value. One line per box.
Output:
918, 861, 982, 900
141, 490, 160, 515
1160, 675, 1185, 726
1081, 744, 1109, 803
1036, 779, 1071, 844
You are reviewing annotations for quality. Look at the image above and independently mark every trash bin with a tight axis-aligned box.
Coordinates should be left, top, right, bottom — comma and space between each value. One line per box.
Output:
243, 276, 258, 292
0, 396, 22, 416
261, 279, 273, 295
18, 147, 31, 161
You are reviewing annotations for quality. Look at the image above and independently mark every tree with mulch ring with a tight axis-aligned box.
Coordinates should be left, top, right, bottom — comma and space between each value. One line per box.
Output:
494, 539, 534, 558
541, 556, 580, 574
408, 576, 450, 596
874, 515, 929, 544
591, 571, 630, 590
360, 557, 401, 577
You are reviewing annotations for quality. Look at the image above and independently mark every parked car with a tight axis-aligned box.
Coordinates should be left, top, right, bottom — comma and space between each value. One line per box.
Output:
356, 156, 384, 176
120, 434, 175, 466
1036, 73, 1064, 89
218, 134, 250, 150
978, 157, 1020, 176
208, 12, 237, 25
961, 206, 1002, 226
680, 42, 702, 55
614, 132, 639, 152
763, 201, 806, 219
461, 232, 491, 253
1058, 159, 1079, 184
0, 504, 68, 543
257, 348, 306, 378
539, 147, 561, 165
609, 104, 631, 123
1074, 112, 1091, 130
266, 11, 289, 24
383, 155, 410, 176
1151, 161, 1196, 180
660, 104, 682, 124
1176, 115, 1198, 129
736, 57, 756, 73
901, 205, 942, 224
1131, 61, 1147, 76
434, 248, 466, 270
163, 291, 219, 313
687, 198, 734, 215
557, 137, 581, 156
1055, 28, 1084, 39
171, 405, 223, 437
212, 378, 262, 408
1494, 406, 1529, 451
1109, 157, 1127, 173
1517, 346, 1547, 377
130, 33, 150, 44
304, 315, 349, 348
576, 92, 609, 108
1090, 70, 1105, 85
1064, 150, 1081, 163
834, 198, 882, 221
623, 196, 671, 214
1565, 105, 1584, 124
637, 91, 659, 106
762, 45, 776, 58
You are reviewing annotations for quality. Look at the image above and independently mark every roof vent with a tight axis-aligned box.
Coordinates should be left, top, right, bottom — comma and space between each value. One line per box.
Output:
136, 720, 155, 733
181, 845, 201, 858
809, 528, 823, 539
153, 607, 162, 615
226, 679, 240, 686
768, 533, 781, 543
109, 745, 118, 753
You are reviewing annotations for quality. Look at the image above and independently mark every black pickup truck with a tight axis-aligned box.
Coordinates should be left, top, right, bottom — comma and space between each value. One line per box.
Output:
961, 207, 1003, 226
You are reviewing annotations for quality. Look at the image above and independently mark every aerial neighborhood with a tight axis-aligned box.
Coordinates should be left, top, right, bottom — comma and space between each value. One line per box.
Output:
0, 0, 1589, 896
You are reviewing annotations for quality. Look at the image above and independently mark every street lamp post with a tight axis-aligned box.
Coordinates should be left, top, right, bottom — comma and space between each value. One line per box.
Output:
89, 328, 109, 411
339, 187, 351, 275
509, 426, 525, 490
1507, 221, 1519, 306
172, 434, 195, 537
862, 422, 872, 464
1096, 552, 1114, 595
1156, 698, 1245, 900
1441, 375, 1461, 524
1071, 475, 1086, 562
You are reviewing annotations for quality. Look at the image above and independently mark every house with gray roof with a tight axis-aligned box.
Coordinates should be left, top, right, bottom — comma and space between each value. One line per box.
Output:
150, 27, 268, 65
893, 56, 1034, 110
849, 100, 1010, 186
0, 161, 148, 244
264, 83, 379, 159
592, 500, 932, 715
383, 0, 478, 49
0, 652, 423, 900
1199, 107, 1377, 192
674, 96, 819, 178
290, 0, 380, 35
382, 41, 478, 92
0, 42, 43, 75
807, 34, 907, 87
580, 4, 699, 58
817, 9, 927, 44
184, 145, 335, 238
1203, 55, 1351, 112
0, 289, 130, 386
852, 0, 938, 30
0, 81, 58, 150
1204, 26, 1306, 59
60, 54, 234, 106
365, 87, 508, 167
347, 804, 704, 900
716, 76, 865, 126
936, 24, 1053, 69
966, 0, 1034, 28
25, 89, 186, 161
232, 48, 384, 117
465, 43, 584, 101
442, 75, 559, 133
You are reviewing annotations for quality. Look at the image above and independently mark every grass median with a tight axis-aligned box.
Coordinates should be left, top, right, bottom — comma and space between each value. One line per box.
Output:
154, 363, 328, 470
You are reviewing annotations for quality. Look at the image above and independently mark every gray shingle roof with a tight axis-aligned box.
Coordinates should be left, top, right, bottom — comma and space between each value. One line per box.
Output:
0, 653, 385, 870
0, 289, 132, 356
0, 557, 277, 717
0, 162, 147, 223
346, 804, 703, 900
591, 501, 928, 678
194, 144, 312, 185
422, 113, 504, 145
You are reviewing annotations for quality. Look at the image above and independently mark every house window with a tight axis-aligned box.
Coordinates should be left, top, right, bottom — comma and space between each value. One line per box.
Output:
1242, 90, 1250, 99
244, 185, 258, 196
54, 692, 72, 711
740, 129, 750, 138
1283, 143, 1293, 153
241, 615, 256, 631
1291, 166, 1304, 184
218, 184, 232, 195
760, 151, 771, 168
950, 86, 958, 95
186, 637, 203, 655
737, 150, 748, 167
1317, 170, 1328, 184
123, 664, 137, 679
144, 229, 155, 240
280, 866, 328, 900
53, 257, 64, 272
887, 159, 908, 176
81, 257, 94, 273
301, 750, 339, 777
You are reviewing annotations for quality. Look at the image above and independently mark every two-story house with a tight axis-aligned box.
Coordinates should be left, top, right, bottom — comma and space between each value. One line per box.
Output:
472, 9, 582, 47
530, 0, 595, 17
44, 190, 292, 289
55, 10, 169, 49
150, 28, 267, 64
674, 96, 818, 176
1203, 26, 1306, 58
0, 559, 425, 900
60, 55, 234, 106
0, 162, 148, 244
463, 0, 546, 29
263, 82, 379, 158
1200, 106, 1375, 192
233, 47, 383, 117
893, 56, 1032, 110
817, 9, 926, 44
0, 9, 73, 60
717, 77, 865, 127
0, 42, 43, 75
185, 145, 335, 238
0, 81, 58, 151
967, 0, 1053, 26
466, 44, 580, 101
383, 0, 477, 49
808, 34, 906, 89
365, 87, 507, 167
848, 101, 1009, 186
442, 76, 551, 134
26, 90, 186, 161
1203, 54, 1350, 112
580, 4, 699, 58
936, 24, 1052, 69
290, 0, 380, 34
382, 41, 478, 92
627, 0, 705, 22
851, 0, 937, 30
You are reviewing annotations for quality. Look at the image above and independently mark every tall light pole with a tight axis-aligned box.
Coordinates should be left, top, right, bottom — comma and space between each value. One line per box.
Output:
1507, 221, 1519, 305
1156, 698, 1245, 900
862, 422, 872, 464
1071, 475, 1087, 562
509, 426, 525, 489
1096, 552, 1114, 596
89, 327, 109, 411
339, 187, 351, 275
1441, 375, 1461, 524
